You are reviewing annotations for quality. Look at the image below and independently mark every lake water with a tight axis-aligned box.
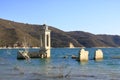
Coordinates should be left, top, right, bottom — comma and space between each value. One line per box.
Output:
0, 48, 120, 80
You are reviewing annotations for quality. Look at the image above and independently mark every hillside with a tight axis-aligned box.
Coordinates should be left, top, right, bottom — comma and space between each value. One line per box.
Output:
67, 31, 120, 47
0, 18, 81, 47
0, 18, 120, 48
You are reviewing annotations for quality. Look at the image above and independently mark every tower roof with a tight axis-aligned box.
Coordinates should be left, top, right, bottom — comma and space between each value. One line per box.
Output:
42, 24, 48, 30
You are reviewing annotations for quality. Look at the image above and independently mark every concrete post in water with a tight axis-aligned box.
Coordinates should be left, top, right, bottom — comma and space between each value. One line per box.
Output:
79, 48, 89, 61
40, 24, 51, 58
94, 49, 103, 60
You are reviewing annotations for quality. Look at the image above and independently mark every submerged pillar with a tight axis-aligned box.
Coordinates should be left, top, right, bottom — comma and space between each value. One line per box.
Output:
94, 49, 103, 61
78, 48, 89, 61
40, 24, 51, 58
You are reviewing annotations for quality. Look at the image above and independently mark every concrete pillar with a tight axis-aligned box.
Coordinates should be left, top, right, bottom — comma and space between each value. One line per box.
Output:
79, 48, 89, 61
94, 49, 103, 60
40, 24, 51, 58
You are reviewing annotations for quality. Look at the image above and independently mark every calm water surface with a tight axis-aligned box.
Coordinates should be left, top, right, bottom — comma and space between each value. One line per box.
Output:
0, 48, 120, 80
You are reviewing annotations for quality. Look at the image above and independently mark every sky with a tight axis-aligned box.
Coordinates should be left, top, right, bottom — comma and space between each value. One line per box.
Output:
0, 0, 120, 35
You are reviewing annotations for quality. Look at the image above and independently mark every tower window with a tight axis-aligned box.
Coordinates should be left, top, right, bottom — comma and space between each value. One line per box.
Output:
47, 35, 49, 47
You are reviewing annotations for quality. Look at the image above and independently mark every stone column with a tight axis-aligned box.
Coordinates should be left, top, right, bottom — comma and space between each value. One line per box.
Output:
94, 49, 103, 61
79, 48, 89, 61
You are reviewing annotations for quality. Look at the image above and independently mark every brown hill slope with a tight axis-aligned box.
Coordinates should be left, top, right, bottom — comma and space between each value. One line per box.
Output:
0, 18, 81, 47
0, 18, 120, 47
67, 31, 120, 47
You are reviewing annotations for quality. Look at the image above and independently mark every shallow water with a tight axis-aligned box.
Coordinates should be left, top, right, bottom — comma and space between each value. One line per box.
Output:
0, 48, 120, 80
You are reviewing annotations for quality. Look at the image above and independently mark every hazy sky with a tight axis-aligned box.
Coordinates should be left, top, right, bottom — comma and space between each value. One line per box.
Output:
0, 0, 120, 35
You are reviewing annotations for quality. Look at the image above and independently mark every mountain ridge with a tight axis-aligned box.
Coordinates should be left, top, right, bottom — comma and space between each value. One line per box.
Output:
0, 18, 120, 48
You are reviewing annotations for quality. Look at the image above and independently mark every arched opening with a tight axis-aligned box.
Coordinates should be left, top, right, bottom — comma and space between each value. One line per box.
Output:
46, 34, 49, 47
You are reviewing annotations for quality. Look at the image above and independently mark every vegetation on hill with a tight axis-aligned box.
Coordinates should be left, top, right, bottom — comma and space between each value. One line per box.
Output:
0, 18, 120, 48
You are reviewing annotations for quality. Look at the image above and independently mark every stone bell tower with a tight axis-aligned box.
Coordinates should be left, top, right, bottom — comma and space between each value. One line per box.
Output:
40, 24, 51, 58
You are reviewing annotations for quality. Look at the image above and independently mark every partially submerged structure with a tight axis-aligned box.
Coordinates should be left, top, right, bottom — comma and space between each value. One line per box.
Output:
17, 24, 51, 59
77, 48, 103, 62
39, 24, 51, 58
69, 42, 75, 48
78, 48, 89, 62
94, 49, 103, 61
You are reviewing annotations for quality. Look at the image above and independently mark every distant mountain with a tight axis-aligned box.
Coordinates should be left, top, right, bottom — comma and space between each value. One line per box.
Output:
0, 18, 120, 48
67, 31, 120, 47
